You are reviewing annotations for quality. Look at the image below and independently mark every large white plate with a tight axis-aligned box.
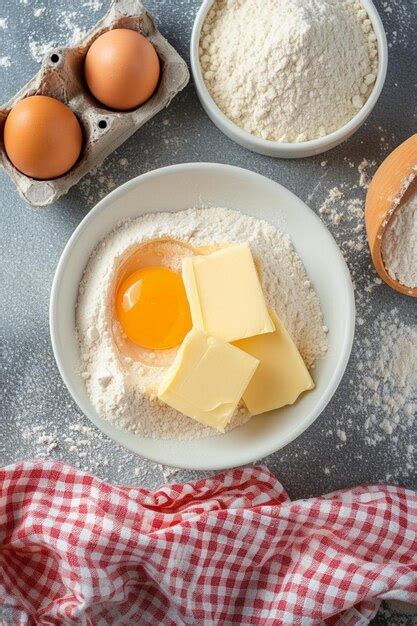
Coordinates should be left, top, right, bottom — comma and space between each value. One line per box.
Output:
50, 163, 355, 470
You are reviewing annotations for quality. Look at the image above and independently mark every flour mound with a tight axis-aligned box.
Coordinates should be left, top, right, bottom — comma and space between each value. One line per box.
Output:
200, 0, 378, 142
382, 186, 417, 289
77, 207, 328, 440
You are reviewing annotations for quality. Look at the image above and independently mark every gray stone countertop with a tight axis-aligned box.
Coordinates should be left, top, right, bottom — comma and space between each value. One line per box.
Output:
1, 1, 416, 623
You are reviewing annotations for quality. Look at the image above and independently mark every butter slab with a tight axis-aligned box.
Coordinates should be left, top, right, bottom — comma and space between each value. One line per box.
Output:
182, 243, 274, 343
158, 328, 259, 431
234, 310, 314, 415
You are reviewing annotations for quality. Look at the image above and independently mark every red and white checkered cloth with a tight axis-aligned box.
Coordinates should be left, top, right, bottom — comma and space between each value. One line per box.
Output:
0, 462, 416, 625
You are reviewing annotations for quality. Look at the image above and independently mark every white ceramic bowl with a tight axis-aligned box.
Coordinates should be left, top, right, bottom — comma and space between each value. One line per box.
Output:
190, 0, 388, 158
50, 163, 355, 470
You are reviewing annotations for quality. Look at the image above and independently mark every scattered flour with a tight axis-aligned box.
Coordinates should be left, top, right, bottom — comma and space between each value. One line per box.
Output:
37, 434, 58, 453
77, 207, 328, 440
382, 184, 417, 289
317, 163, 367, 248
83, 0, 103, 10
0, 17, 7, 29
326, 309, 416, 479
355, 313, 416, 449
319, 187, 344, 224
381, 0, 414, 48
336, 429, 347, 443
61, 11, 88, 46
200, 0, 378, 142
158, 464, 180, 482
29, 39, 56, 63
358, 158, 376, 188
34, 7, 46, 18
0, 56, 11, 67
314, 154, 415, 479
28, 8, 94, 63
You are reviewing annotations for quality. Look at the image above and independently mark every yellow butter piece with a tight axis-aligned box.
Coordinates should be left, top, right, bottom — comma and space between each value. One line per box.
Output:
182, 243, 275, 342
158, 328, 259, 432
233, 310, 314, 416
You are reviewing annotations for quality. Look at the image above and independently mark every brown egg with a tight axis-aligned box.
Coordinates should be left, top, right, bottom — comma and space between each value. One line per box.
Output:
84, 29, 160, 111
4, 95, 83, 180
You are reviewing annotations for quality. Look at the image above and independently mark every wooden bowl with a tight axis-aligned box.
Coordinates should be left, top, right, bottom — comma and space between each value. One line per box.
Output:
365, 134, 417, 297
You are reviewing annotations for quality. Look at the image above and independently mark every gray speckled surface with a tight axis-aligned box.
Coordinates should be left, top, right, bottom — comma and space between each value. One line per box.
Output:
1, 1, 416, 623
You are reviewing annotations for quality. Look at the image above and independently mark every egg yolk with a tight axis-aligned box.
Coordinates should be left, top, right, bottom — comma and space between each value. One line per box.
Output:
115, 266, 192, 350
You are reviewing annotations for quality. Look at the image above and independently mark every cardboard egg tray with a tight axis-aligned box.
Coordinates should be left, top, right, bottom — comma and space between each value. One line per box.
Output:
0, 0, 190, 207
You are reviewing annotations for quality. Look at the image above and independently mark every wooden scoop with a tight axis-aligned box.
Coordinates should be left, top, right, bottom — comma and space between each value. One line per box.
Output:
365, 134, 417, 297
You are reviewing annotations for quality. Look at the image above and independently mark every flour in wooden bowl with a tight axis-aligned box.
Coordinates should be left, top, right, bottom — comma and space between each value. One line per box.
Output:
76, 207, 328, 440
382, 185, 417, 290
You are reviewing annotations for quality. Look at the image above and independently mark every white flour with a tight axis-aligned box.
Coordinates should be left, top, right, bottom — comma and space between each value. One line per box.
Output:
314, 160, 415, 479
77, 207, 328, 440
353, 313, 416, 459
200, 0, 378, 142
29, 40, 56, 63
382, 185, 417, 289
28, 8, 96, 63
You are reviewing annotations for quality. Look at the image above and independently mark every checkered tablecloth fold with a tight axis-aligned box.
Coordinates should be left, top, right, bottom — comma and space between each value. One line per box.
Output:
0, 461, 416, 625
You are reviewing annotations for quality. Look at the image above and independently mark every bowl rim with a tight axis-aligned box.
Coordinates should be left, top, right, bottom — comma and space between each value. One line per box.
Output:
50, 162, 356, 470
190, 0, 388, 157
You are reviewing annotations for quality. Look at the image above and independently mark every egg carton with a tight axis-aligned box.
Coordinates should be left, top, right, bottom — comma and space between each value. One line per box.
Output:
0, 0, 190, 207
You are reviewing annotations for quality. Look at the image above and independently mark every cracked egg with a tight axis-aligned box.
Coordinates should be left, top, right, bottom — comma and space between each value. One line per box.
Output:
112, 238, 195, 366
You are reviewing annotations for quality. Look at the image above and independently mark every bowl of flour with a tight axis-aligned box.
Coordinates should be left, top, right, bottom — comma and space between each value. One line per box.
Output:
191, 0, 388, 158
50, 163, 355, 469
